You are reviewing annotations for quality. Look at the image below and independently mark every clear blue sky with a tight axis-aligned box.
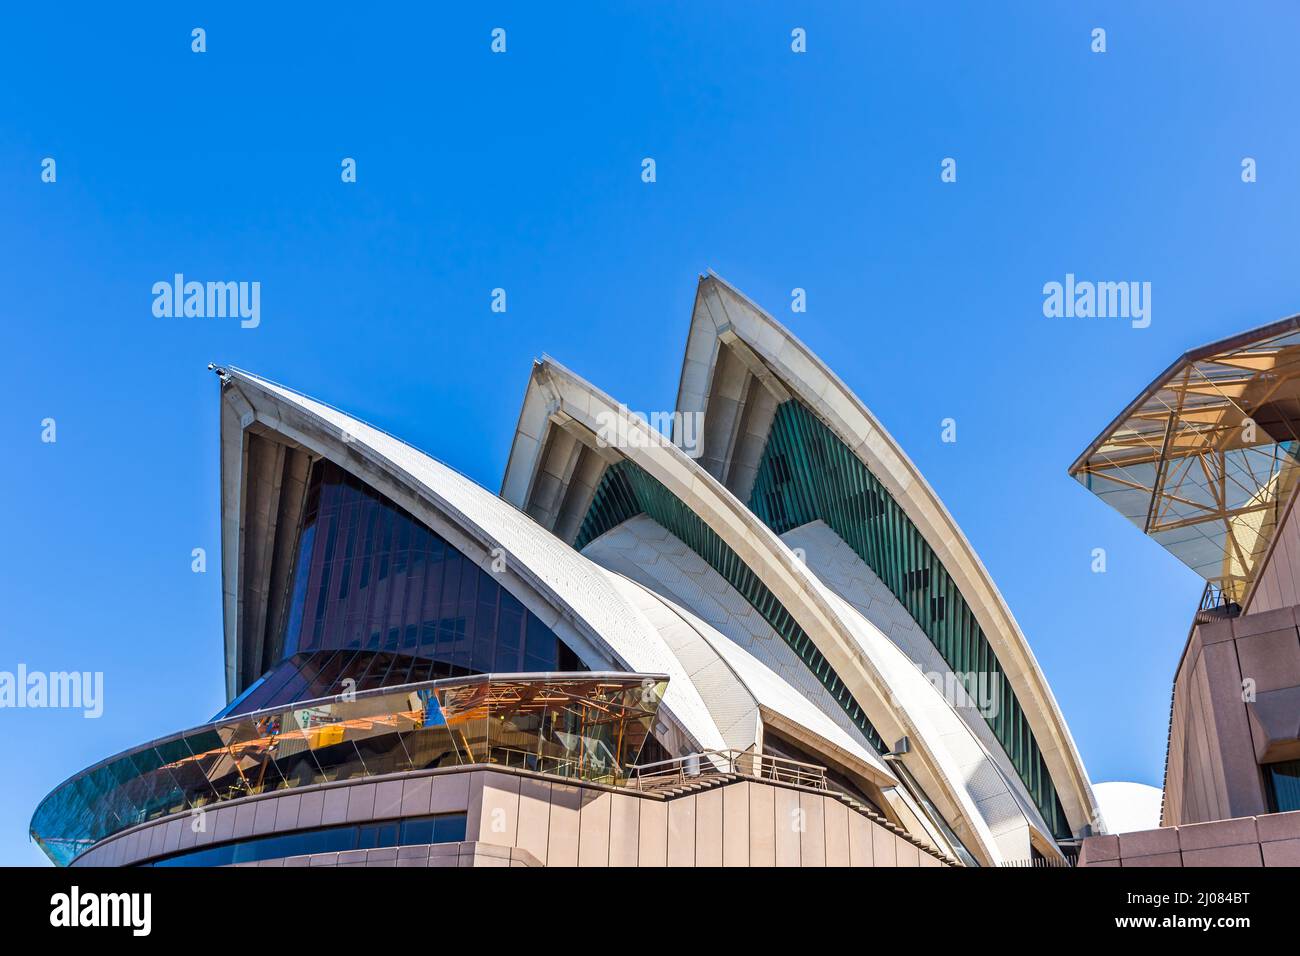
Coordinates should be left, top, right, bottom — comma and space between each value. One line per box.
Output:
4, 3, 1297, 864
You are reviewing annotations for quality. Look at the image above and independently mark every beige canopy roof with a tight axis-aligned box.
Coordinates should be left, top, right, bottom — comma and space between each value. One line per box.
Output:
1070, 316, 1300, 604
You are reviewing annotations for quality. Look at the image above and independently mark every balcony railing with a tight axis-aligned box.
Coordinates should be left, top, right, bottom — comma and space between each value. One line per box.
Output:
624, 749, 828, 791
1193, 580, 1242, 626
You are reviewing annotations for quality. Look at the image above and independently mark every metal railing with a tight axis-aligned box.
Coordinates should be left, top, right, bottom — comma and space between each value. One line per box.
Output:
999, 856, 1073, 868
1194, 580, 1241, 625
624, 749, 828, 791
489, 747, 619, 784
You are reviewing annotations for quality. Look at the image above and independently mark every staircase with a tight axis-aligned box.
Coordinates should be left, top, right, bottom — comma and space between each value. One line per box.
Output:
633, 771, 745, 797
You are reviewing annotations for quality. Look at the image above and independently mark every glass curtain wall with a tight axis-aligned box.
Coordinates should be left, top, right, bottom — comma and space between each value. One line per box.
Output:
32, 674, 664, 866
748, 398, 1070, 839
232, 459, 587, 715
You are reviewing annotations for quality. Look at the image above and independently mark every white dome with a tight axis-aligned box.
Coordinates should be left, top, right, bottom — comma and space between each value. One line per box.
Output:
1093, 781, 1163, 833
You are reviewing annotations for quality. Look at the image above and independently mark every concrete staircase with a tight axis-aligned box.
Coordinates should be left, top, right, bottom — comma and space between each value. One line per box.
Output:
633, 772, 745, 797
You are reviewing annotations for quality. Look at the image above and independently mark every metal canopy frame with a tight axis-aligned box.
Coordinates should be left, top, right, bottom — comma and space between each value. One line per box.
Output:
1071, 316, 1300, 603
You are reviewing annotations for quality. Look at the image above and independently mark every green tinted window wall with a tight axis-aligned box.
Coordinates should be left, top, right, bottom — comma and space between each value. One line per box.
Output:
747, 399, 1071, 839
576, 460, 887, 755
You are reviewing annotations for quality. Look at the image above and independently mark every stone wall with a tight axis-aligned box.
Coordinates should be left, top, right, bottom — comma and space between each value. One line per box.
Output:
1078, 810, 1300, 867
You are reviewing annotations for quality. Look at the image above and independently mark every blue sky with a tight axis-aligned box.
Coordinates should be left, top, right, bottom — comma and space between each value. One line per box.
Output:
4, 3, 1298, 864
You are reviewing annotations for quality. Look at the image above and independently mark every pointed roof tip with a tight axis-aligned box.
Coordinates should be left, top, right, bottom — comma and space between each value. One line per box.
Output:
222, 365, 279, 386
698, 269, 748, 299
694, 270, 776, 324
535, 352, 581, 383
218, 364, 260, 387
695, 269, 735, 301
536, 352, 578, 380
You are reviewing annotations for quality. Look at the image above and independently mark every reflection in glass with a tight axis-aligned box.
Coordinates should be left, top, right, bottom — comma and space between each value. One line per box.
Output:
32, 673, 665, 866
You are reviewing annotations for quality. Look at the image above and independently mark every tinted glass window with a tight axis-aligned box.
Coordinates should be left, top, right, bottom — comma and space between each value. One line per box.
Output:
1268, 759, 1300, 813
149, 813, 467, 867
229, 460, 587, 714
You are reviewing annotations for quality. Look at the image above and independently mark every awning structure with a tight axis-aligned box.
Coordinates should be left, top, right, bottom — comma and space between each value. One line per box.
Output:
1070, 316, 1300, 604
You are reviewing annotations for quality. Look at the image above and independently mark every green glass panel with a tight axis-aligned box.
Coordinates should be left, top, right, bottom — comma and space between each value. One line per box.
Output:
577, 459, 887, 755
748, 399, 1071, 840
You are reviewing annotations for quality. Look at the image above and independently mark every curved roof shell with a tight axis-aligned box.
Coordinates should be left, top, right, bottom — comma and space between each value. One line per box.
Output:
217, 367, 728, 756
500, 356, 1062, 863
673, 273, 1097, 837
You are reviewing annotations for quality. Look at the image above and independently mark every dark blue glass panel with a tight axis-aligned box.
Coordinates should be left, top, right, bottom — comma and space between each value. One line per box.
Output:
1268, 759, 1300, 812
234, 460, 586, 711
149, 813, 466, 867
